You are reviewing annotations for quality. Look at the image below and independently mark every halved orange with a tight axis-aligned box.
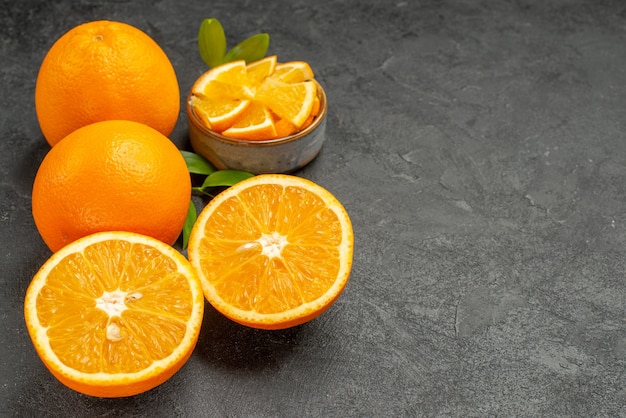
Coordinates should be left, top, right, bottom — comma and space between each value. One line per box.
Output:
187, 174, 354, 330
24, 231, 204, 398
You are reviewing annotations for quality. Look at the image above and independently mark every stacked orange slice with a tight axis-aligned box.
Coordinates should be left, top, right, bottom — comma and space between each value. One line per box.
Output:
189, 56, 321, 140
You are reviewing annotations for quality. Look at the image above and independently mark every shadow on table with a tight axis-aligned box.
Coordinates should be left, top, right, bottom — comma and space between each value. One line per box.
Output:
194, 302, 306, 372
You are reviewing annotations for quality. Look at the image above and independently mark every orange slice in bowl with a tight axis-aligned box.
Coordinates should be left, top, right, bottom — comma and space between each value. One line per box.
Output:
221, 101, 278, 140
193, 59, 250, 87
23, 231, 204, 398
270, 61, 315, 83
187, 174, 354, 330
246, 55, 277, 85
190, 60, 253, 131
189, 96, 250, 132
256, 78, 317, 129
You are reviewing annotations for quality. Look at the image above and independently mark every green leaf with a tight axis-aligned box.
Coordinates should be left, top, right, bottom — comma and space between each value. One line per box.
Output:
199, 170, 255, 189
181, 150, 216, 175
198, 18, 227, 68
182, 200, 197, 250
223, 33, 270, 64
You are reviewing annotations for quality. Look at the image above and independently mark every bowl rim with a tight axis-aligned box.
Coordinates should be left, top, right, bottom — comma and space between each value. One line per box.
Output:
186, 79, 327, 147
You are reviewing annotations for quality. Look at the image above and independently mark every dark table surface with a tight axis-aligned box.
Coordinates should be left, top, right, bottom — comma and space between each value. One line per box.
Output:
2, 0, 626, 416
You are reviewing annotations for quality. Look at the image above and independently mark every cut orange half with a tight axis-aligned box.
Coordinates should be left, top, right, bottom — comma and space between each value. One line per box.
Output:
24, 231, 204, 398
187, 174, 354, 330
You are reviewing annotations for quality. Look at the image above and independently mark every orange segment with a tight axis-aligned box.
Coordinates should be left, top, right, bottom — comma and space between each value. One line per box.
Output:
246, 55, 277, 85
310, 95, 321, 117
274, 118, 298, 137
191, 60, 252, 99
190, 60, 254, 131
191, 60, 250, 91
24, 231, 204, 398
221, 101, 277, 140
187, 174, 354, 330
190, 95, 250, 132
256, 79, 317, 128
200, 79, 254, 101
270, 61, 314, 83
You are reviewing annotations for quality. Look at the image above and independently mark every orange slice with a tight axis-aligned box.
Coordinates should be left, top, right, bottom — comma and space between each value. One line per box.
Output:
190, 95, 250, 132
256, 78, 317, 128
190, 60, 253, 131
200, 79, 254, 101
273, 118, 298, 137
270, 61, 314, 83
23, 231, 204, 398
246, 55, 277, 85
187, 174, 354, 330
221, 101, 278, 140
192, 60, 250, 89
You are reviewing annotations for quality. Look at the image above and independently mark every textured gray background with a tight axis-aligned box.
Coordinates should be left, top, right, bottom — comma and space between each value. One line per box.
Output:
2, 0, 626, 416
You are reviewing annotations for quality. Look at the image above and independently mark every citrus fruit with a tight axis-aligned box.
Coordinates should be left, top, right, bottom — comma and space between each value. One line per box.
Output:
270, 61, 314, 83
246, 55, 277, 85
31, 120, 191, 252
35, 20, 180, 146
189, 61, 252, 132
189, 56, 320, 140
24, 231, 204, 398
187, 174, 354, 330
255, 77, 317, 129
222, 101, 278, 140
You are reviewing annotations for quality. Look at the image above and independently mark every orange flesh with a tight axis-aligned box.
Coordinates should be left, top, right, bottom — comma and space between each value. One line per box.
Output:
35, 239, 194, 374
195, 184, 342, 314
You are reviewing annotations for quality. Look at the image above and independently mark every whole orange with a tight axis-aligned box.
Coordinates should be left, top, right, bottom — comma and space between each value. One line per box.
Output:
35, 20, 180, 146
31, 120, 191, 252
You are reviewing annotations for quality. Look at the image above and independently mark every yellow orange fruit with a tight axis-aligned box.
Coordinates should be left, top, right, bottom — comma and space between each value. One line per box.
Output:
187, 174, 354, 330
31, 120, 191, 252
189, 56, 319, 140
24, 231, 204, 398
35, 20, 180, 146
